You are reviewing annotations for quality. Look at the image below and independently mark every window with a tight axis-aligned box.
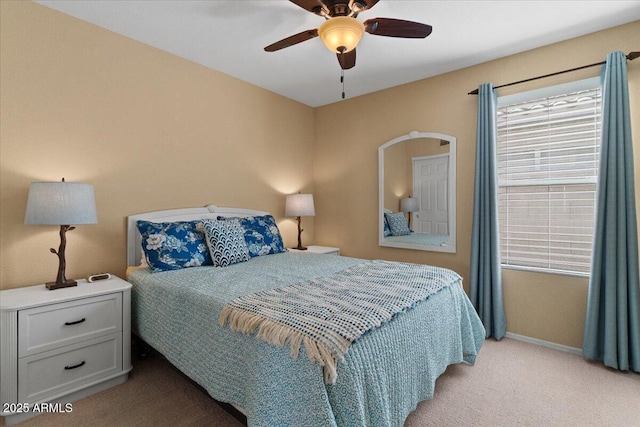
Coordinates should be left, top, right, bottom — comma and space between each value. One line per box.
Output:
496, 78, 601, 275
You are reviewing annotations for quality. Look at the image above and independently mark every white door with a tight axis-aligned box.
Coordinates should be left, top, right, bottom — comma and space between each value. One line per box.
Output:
413, 155, 449, 234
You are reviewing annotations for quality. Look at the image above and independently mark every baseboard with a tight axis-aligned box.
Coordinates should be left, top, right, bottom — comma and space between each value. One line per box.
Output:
505, 332, 582, 356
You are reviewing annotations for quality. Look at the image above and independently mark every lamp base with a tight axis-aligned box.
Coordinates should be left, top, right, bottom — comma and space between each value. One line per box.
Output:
46, 279, 77, 290
294, 216, 307, 251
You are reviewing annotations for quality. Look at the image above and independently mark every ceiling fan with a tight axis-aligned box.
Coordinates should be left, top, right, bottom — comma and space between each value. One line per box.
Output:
264, 0, 433, 70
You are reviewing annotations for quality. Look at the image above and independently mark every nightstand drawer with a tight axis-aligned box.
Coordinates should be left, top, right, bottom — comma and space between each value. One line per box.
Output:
18, 293, 122, 357
18, 334, 122, 403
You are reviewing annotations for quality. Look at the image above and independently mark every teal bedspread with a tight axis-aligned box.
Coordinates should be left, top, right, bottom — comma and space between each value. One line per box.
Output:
129, 252, 485, 427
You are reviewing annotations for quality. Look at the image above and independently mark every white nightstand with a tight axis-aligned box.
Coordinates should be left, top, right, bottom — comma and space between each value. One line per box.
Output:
0, 276, 132, 425
289, 245, 340, 255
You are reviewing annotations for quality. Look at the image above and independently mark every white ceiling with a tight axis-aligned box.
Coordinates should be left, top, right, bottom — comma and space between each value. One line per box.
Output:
36, 1, 640, 107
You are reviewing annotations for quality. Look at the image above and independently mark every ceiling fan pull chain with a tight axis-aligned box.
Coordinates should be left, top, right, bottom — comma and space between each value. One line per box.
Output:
341, 68, 346, 99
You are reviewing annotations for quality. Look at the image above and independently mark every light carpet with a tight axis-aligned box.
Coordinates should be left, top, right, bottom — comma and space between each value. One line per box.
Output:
3, 338, 638, 426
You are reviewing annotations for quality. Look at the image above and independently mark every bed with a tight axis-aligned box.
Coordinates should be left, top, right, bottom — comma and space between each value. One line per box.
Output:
126, 205, 485, 427
383, 233, 450, 247
382, 210, 450, 248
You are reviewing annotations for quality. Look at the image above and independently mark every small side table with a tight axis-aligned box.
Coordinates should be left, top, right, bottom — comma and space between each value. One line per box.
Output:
289, 245, 340, 255
0, 276, 132, 425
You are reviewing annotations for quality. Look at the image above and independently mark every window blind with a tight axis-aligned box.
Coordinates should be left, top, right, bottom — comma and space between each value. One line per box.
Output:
497, 85, 601, 275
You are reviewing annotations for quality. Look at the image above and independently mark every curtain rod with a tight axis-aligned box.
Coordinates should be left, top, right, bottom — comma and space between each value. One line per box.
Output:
467, 51, 639, 95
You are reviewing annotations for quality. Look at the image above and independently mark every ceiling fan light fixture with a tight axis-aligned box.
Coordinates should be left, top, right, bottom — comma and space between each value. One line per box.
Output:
318, 17, 365, 53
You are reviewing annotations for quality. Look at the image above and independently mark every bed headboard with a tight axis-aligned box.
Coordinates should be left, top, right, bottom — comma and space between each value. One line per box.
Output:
126, 205, 269, 267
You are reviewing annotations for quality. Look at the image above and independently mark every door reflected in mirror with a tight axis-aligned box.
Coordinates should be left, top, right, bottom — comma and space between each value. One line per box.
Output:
379, 131, 456, 253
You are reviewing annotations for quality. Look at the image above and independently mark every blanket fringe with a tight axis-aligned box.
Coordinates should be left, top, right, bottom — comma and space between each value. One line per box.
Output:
219, 306, 339, 384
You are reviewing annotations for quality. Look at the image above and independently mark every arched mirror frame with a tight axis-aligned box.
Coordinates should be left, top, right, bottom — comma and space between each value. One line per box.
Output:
378, 131, 457, 253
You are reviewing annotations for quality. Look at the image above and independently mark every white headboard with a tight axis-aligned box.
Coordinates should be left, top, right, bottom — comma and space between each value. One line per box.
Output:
126, 205, 269, 267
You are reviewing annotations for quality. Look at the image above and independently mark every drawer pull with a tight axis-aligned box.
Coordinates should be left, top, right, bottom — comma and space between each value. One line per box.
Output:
64, 361, 86, 370
64, 318, 86, 326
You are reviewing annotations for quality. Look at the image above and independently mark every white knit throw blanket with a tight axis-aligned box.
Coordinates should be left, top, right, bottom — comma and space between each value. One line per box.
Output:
219, 260, 461, 384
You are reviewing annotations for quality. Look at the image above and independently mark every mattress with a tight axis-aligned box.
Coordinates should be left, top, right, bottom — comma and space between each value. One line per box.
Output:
128, 251, 485, 427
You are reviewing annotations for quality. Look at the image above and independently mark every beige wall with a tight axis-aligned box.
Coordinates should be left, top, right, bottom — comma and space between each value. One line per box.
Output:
383, 142, 408, 211
313, 21, 640, 348
0, 1, 315, 289
1, 2, 638, 350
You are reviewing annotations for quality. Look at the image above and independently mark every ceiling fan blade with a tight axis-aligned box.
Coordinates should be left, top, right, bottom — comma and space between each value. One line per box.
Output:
337, 49, 356, 70
364, 18, 432, 38
264, 29, 319, 52
288, 0, 328, 15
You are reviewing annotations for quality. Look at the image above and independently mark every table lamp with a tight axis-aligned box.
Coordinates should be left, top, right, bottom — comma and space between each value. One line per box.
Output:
285, 193, 315, 250
25, 178, 97, 290
400, 197, 419, 229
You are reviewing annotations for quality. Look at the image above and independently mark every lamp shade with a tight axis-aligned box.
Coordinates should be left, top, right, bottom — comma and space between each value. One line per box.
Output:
285, 194, 315, 217
25, 181, 97, 225
400, 197, 419, 213
318, 17, 365, 53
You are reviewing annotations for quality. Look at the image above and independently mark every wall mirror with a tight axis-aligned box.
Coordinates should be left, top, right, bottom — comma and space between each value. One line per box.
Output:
379, 131, 456, 253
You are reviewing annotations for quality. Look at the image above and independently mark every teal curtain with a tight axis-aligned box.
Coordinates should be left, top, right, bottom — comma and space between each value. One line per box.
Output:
583, 51, 640, 372
470, 83, 506, 340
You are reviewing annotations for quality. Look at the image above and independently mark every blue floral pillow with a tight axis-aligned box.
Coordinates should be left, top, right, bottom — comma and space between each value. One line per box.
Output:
384, 212, 411, 236
218, 214, 287, 257
137, 220, 212, 272
202, 220, 250, 267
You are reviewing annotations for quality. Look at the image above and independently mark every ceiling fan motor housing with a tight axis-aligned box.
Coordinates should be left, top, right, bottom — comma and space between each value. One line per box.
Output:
332, 3, 349, 16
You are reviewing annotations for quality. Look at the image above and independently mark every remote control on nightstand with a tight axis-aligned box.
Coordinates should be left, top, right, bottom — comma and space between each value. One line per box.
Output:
87, 273, 111, 282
